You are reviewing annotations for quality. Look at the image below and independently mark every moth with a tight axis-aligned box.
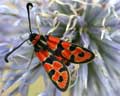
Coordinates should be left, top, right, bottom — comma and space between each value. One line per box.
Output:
5, 3, 95, 91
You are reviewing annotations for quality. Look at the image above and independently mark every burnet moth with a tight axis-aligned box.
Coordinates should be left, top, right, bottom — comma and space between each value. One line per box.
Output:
4, 3, 95, 91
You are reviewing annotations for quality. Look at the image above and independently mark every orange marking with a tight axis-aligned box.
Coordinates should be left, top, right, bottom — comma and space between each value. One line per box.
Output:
35, 50, 49, 62
35, 35, 40, 40
59, 81, 67, 88
47, 41, 57, 50
74, 52, 91, 62
55, 71, 68, 89
58, 72, 68, 88
52, 71, 60, 81
43, 63, 53, 72
72, 47, 82, 54
32, 35, 40, 45
44, 60, 69, 89
32, 40, 37, 45
53, 61, 63, 70
62, 49, 71, 60
61, 71, 68, 81
72, 47, 92, 62
48, 35, 60, 43
61, 42, 71, 49
47, 36, 60, 50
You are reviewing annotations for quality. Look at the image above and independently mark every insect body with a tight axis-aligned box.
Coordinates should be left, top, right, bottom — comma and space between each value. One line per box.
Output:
29, 33, 94, 91
5, 3, 95, 92
30, 33, 70, 91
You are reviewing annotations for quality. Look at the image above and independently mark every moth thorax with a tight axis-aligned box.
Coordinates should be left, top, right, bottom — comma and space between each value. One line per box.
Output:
29, 33, 40, 45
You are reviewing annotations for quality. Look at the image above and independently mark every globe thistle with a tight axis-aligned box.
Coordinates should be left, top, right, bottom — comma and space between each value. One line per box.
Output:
0, 0, 120, 96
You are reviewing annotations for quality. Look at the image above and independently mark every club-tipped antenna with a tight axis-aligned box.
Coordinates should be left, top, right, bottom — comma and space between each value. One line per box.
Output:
26, 3, 33, 34
4, 3, 33, 63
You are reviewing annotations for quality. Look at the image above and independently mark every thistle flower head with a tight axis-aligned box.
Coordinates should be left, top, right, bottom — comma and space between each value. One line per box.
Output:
0, 0, 120, 96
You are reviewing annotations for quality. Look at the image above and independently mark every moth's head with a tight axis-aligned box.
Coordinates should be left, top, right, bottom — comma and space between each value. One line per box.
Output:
29, 33, 40, 45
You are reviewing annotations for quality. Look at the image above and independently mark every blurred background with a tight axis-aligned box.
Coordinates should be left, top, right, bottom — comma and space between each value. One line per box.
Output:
0, 0, 120, 96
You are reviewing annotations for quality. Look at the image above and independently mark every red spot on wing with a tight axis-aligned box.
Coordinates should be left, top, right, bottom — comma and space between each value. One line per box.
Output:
43, 61, 63, 72
43, 63, 52, 72
32, 35, 40, 45
43, 60, 69, 91
72, 47, 81, 54
52, 71, 60, 81
62, 71, 68, 81
61, 42, 71, 49
61, 49, 71, 60
61, 46, 94, 63
53, 61, 63, 70
52, 61, 69, 90
47, 35, 60, 50
58, 71, 68, 88
35, 50, 49, 62
72, 47, 93, 63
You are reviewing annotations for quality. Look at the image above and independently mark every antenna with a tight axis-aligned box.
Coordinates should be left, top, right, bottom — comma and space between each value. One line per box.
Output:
4, 39, 28, 62
26, 3, 33, 34
4, 3, 33, 62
